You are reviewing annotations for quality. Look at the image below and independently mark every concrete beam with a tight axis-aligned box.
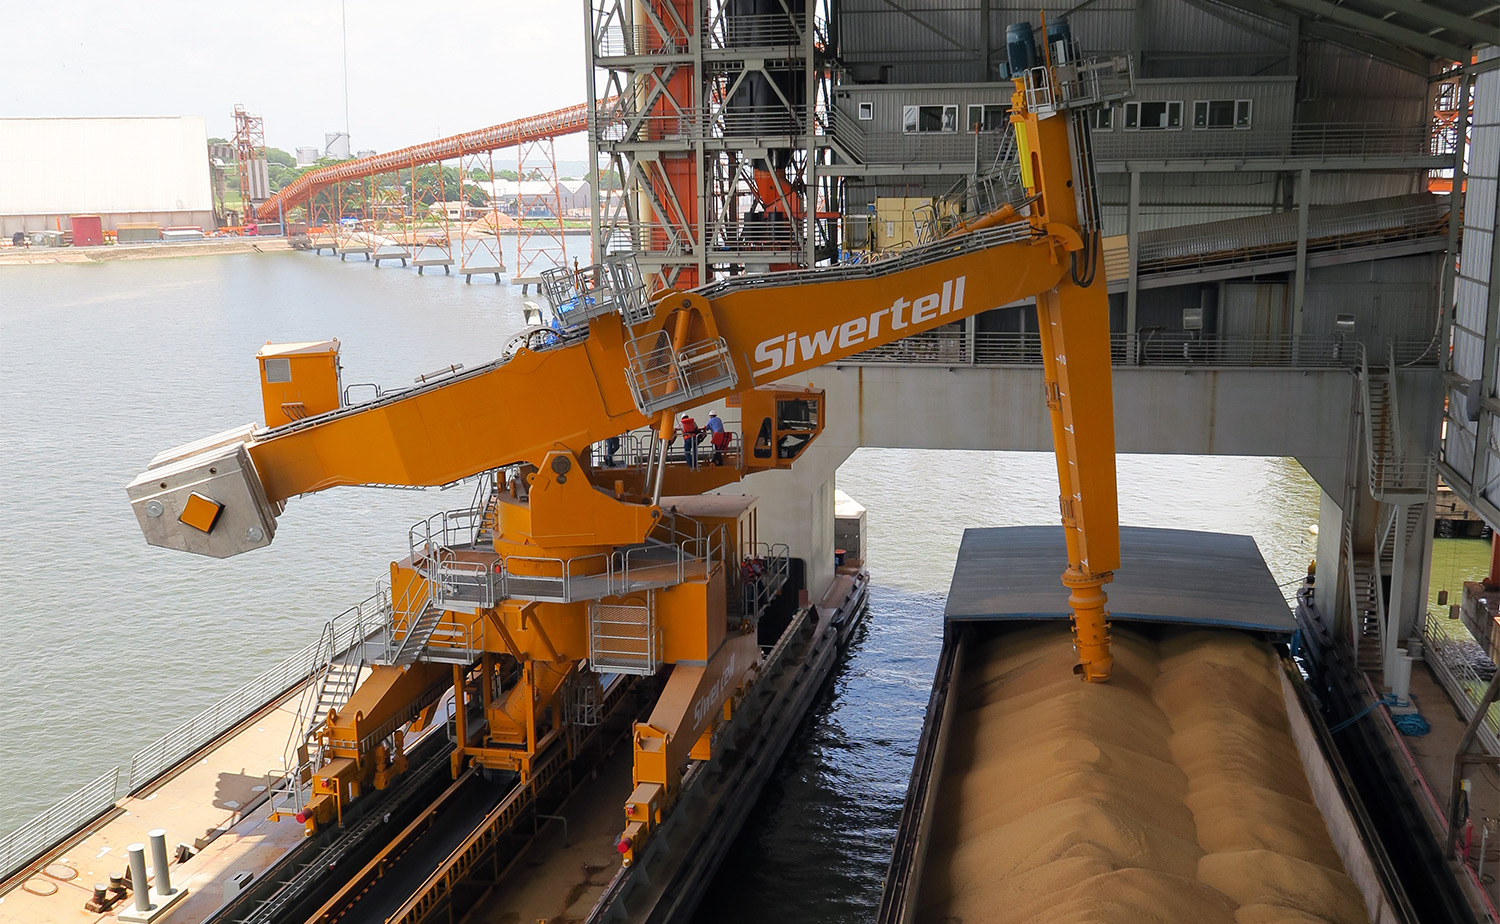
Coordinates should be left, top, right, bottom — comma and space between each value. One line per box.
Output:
813, 364, 1362, 498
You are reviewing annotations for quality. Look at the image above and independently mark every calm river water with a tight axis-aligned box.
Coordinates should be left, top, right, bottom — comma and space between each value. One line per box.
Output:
1, 249, 1331, 918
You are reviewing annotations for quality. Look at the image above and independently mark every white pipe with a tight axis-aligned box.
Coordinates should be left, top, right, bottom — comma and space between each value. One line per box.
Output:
1391, 650, 1414, 705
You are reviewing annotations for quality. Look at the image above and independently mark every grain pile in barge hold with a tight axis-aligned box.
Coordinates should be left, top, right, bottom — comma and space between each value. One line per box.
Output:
917, 624, 1369, 924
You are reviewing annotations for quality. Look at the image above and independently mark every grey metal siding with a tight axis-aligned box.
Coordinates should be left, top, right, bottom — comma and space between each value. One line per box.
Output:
1295, 42, 1429, 128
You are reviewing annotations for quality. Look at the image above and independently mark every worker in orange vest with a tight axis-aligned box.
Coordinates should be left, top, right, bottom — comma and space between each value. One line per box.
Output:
680, 413, 701, 470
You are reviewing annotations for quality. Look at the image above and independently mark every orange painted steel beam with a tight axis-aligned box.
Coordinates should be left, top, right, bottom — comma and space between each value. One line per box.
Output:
255, 102, 602, 221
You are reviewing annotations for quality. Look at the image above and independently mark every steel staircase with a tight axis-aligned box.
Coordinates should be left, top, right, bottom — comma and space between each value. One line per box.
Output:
388, 601, 445, 666
269, 597, 383, 822
1350, 559, 1385, 672
306, 658, 362, 735
1344, 345, 1434, 677
1367, 373, 1395, 484
1361, 343, 1434, 503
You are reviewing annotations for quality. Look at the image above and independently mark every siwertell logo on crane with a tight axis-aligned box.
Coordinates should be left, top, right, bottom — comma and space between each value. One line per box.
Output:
752, 276, 966, 376
691, 651, 738, 727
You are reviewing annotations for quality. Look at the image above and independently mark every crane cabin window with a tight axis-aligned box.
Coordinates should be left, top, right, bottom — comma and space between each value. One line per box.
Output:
1193, 99, 1252, 129
967, 104, 1009, 132
1123, 100, 1183, 130
903, 104, 959, 133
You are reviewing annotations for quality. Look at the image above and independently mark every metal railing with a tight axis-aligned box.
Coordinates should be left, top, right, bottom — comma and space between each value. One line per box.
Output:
695, 218, 1037, 299
1022, 53, 1135, 115
0, 768, 121, 884
540, 254, 652, 329
847, 331, 1437, 369
1092, 121, 1454, 163
1360, 342, 1437, 501
130, 641, 325, 791
856, 329, 971, 364
1, 590, 389, 883
422, 616, 482, 663
623, 332, 738, 416
595, 105, 811, 146
413, 530, 721, 609
1423, 612, 1500, 755
592, 427, 744, 474
712, 13, 805, 48
830, 122, 1009, 167
601, 221, 696, 260
592, 11, 805, 58
592, 22, 691, 58
496, 553, 613, 603
741, 542, 791, 621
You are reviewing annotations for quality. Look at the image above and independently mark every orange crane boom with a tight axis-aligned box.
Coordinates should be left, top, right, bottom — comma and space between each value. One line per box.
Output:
130, 33, 1129, 863
136, 57, 1127, 681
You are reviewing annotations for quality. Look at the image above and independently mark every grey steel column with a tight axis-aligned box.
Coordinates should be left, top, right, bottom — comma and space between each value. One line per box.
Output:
1440, 75, 1472, 363
584, 0, 603, 266
1384, 502, 1408, 679
127, 843, 151, 912
148, 829, 174, 896
1292, 167, 1310, 341
1125, 168, 1140, 364
979, 0, 991, 81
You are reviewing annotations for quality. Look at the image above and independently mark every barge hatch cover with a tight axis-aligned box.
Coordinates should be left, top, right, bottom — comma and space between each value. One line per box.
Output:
943, 525, 1295, 635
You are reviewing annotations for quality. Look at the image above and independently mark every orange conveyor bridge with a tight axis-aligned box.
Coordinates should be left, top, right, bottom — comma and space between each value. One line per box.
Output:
253, 103, 593, 224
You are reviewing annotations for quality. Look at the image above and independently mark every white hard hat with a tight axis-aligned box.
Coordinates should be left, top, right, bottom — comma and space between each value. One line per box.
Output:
681, 413, 690, 419
708, 411, 718, 416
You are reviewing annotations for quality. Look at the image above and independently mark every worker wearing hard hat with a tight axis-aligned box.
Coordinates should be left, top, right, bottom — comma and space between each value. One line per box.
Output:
680, 413, 701, 470
705, 412, 728, 467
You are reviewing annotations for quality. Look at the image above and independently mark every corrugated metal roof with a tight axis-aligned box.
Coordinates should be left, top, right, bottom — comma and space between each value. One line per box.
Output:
1198, 0, 1492, 70
0, 117, 212, 216
837, 0, 1491, 85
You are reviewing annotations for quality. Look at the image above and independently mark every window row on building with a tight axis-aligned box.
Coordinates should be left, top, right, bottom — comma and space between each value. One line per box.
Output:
1093, 99, 1254, 131
886, 99, 1255, 133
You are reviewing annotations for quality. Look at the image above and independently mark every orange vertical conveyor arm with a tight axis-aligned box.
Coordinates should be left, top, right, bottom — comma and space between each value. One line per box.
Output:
1014, 97, 1121, 682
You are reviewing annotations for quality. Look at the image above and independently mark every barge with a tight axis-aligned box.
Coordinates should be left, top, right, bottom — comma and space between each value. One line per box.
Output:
880, 526, 1417, 924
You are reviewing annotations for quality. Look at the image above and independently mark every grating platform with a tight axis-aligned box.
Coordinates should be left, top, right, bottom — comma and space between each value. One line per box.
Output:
943, 525, 1295, 635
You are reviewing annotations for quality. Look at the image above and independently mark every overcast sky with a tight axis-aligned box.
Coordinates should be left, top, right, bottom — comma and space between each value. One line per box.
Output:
1, 1, 591, 162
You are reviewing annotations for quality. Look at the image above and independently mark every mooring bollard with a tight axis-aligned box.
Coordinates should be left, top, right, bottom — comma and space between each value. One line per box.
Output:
127, 844, 151, 912
149, 829, 174, 896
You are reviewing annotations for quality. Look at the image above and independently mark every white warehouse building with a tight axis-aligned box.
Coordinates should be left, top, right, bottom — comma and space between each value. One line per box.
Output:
0, 116, 215, 237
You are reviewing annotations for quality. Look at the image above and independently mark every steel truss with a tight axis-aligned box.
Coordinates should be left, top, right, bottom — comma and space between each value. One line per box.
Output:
586, 0, 836, 288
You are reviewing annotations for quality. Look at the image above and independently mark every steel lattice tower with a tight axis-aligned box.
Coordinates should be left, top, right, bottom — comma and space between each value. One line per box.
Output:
585, 0, 833, 288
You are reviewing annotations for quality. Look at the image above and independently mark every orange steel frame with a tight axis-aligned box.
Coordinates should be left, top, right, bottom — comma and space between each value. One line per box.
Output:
233, 105, 266, 220
513, 136, 570, 282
